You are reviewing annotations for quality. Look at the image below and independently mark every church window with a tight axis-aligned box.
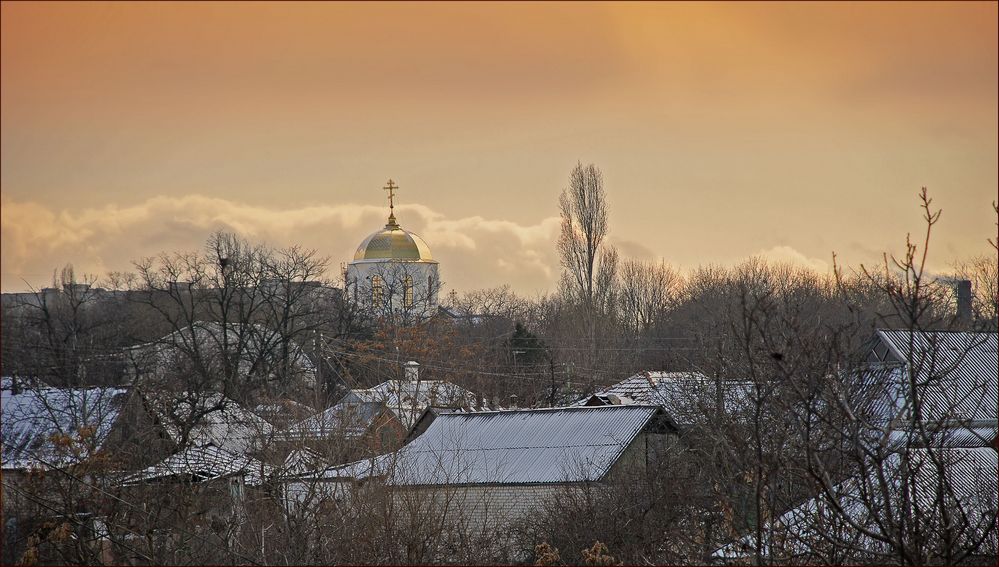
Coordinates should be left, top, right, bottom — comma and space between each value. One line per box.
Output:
371, 275, 383, 306
403, 275, 414, 308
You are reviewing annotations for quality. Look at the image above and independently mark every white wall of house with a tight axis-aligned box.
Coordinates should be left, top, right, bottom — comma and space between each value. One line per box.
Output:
392, 483, 562, 532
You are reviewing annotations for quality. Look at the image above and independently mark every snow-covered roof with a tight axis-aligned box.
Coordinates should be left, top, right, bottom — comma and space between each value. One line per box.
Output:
121, 444, 272, 486
343, 380, 477, 429
715, 447, 999, 562
282, 401, 387, 441
253, 399, 311, 418
2, 382, 129, 470
145, 392, 273, 454
869, 330, 997, 427
310, 405, 662, 486
575, 371, 755, 423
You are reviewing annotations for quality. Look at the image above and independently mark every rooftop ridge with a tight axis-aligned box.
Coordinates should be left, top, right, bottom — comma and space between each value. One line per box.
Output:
434, 404, 660, 416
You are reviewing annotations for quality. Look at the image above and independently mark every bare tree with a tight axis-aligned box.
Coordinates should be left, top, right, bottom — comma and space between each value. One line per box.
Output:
618, 258, 684, 333
557, 163, 612, 307
730, 188, 999, 565
1, 265, 128, 388
557, 163, 618, 369
952, 253, 998, 328
952, 200, 999, 330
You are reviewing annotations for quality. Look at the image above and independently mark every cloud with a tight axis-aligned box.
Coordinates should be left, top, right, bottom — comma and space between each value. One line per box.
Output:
751, 245, 831, 273
612, 238, 656, 261
0, 193, 561, 294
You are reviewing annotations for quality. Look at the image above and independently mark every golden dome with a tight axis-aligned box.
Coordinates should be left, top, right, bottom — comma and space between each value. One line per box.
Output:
353, 222, 434, 262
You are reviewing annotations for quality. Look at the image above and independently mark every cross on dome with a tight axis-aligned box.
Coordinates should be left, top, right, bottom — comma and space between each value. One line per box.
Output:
383, 179, 399, 227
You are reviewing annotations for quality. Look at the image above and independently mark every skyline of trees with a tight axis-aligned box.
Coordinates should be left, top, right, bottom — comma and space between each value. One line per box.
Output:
1, 170, 996, 565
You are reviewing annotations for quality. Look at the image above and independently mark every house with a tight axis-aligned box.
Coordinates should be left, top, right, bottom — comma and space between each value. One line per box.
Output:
113, 396, 279, 546
278, 400, 407, 462
714, 330, 999, 563
576, 371, 756, 425
341, 362, 478, 429
121, 443, 271, 487
866, 329, 998, 446
0, 379, 189, 481
252, 398, 314, 429
714, 446, 998, 563
2, 380, 131, 473
2, 380, 153, 518
1, 380, 170, 564
140, 392, 275, 455
283, 405, 678, 529
0, 379, 275, 477
117, 443, 275, 547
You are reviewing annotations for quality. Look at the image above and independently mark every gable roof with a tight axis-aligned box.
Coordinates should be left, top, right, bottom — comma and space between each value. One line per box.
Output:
252, 399, 314, 426
575, 371, 755, 423
281, 400, 389, 441
121, 443, 272, 486
343, 380, 477, 429
144, 392, 273, 454
871, 330, 997, 424
2, 383, 129, 470
312, 405, 663, 486
863, 330, 998, 448
715, 446, 999, 561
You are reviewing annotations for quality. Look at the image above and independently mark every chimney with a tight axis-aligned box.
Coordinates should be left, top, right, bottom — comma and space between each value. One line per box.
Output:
956, 279, 972, 325
509, 394, 519, 408
404, 361, 420, 382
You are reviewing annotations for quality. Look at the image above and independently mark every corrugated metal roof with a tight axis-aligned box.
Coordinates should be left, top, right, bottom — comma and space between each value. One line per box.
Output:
1, 384, 128, 469
313, 405, 659, 486
716, 446, 999, 560
888, 423, 998, 449
281, 401, 385, 440
874, 330, 997, 425
122, 444, 272, 486
861, 331, 998, 448
576, 371, 756, 423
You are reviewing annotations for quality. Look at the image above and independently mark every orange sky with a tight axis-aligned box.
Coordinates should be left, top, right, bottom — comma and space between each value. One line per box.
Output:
2, 1, 997, 293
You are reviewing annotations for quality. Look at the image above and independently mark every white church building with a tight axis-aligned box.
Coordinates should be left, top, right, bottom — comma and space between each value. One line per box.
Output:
346, 180, 440, 316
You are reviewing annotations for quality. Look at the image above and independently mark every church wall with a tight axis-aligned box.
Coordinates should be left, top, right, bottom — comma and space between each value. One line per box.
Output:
347, 260, 440, 315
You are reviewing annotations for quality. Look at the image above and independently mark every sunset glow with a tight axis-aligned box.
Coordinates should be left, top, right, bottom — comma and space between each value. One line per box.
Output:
2, 1, 996, 293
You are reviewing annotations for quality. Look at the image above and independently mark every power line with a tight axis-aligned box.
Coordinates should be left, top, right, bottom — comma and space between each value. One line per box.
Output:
316, 340, 635, 386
